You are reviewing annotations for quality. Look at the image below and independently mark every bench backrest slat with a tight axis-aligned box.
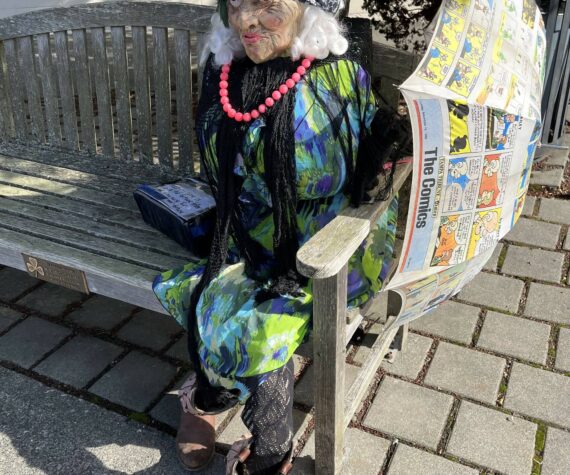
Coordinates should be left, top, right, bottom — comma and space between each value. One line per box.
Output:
131, 26, 153, 166
71, 29, 97, 153
3, 39, 28, 140
54, 31, 79, 149
91, 27, 115, 158
174, 29, 195, 174
36, 34, 62, 145
0, 44, 15, 138
0, 1, 213, 173
18, 36, 46, 142
152, 26, 173, 168
111, 26, 134, 161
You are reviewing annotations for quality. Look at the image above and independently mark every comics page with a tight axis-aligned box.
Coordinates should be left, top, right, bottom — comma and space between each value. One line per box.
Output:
385, 0, 545, 325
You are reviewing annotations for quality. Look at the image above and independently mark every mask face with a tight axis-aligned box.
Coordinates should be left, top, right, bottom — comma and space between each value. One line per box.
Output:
228, 0, 302, 64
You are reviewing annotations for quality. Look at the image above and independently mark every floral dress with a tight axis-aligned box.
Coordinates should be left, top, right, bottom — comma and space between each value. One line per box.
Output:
153, 59, 398, 400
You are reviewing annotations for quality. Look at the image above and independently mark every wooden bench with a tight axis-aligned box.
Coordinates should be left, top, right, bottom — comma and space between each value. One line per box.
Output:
0, 2, 412, 473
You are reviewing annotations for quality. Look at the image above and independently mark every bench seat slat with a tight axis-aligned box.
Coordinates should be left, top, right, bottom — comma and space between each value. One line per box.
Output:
54, 31, 79, 149
0, 168, 139, 212
91, 27, 115, 158
0, 183, 158, 233
0, 211, 188, 271
36, 33, 62, 145
0, 226, 167, 314
0, 195, 193, 260
0, 154, 134, 197
71, 29, 97, 153
0, 143, 180, 184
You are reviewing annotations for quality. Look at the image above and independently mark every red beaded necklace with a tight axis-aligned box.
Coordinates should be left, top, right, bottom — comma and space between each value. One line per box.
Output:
219, 56, 314, 122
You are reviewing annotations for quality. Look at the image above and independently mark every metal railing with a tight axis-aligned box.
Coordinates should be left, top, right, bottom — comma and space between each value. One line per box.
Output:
542, 0, 570, 145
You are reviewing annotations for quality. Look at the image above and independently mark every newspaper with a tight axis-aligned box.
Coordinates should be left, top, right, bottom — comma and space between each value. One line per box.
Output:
136, 178, 215, 221
385, 0, 546, 325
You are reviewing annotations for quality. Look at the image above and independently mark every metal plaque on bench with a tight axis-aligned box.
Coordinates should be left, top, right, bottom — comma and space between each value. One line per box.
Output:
22, 254, 90, 294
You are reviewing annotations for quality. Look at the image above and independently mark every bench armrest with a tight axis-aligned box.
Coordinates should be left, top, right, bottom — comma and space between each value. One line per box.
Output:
296, 162, 412, 279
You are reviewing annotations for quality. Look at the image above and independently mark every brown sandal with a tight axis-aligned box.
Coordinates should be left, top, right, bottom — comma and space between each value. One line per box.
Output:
225, 437, 294, 475
176, 372, 217, 471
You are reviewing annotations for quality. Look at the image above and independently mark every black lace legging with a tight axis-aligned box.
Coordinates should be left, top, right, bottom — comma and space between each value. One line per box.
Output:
241, 358, 295, 473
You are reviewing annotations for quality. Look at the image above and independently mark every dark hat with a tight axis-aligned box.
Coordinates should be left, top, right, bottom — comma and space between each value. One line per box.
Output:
217, 0, 345, 27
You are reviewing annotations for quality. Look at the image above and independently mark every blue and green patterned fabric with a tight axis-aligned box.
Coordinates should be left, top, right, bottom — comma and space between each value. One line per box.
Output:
153, 59, 398, 400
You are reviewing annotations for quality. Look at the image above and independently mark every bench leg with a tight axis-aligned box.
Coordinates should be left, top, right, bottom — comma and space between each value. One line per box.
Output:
313, 265, 347, 475
393, 323, 409, 352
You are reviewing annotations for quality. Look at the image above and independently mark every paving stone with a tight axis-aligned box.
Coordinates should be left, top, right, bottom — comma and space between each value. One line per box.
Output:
477, 312, 550, 364
502, 246, 564, 284
522, 195, 537, 217
425, 342, 505, 403
541, 148, 569, 166
364, 377, 453, 449
294, 363, 359, 408
542, 428, 570, 475
293, 428, 390, 475
447, 401, 536, 475
530, 168, 564, 187
34, 335, 124, 388
410, 301, 480, 344
504, 363, 570, 427
0, 316, 72, 368
525, 282, 570, 324
0, 306, 23, 332
89, 351, 177, 412
0, 268, 39, 301
116, 309, 183, 351
564, 234, 570, 251
66, 295, 135, 331
457, 272, 523, 313
483, 243, 504, 272
555, 327, 570, 372
505, 217, 561, 249
379, 333, 432, 379
389, 444, 478, 475
16, 283, 84, 317
164, 335, 190, 362
539, 198, 570, 224
0, 366, 226, 475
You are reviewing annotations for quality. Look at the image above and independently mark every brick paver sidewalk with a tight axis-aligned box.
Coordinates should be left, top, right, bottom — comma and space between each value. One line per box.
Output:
0, 140, 569, 474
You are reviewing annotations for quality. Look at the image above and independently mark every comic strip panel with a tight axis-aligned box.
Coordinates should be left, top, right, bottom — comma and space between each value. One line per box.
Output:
434, 9, 466, 53
477, 152, 511, 209
522, 0, 536, 29
423, 265, 466, 312
447, 59, 481, 97
446, 0, 469, 17
443, 156, 481, 212
431, 214, 472, 267
472, 0, 495, 27
486, 110, 519, 151
418, 42, 456, 85
461, 23, 489, 67
467, 209, 501, 259
448, 100, 485, 154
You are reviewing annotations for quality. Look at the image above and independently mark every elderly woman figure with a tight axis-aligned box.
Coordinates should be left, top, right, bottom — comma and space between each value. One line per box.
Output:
152, 0, 407, 473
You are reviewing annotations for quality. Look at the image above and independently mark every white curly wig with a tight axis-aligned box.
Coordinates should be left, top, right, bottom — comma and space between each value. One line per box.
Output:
200, 5, 349, 66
